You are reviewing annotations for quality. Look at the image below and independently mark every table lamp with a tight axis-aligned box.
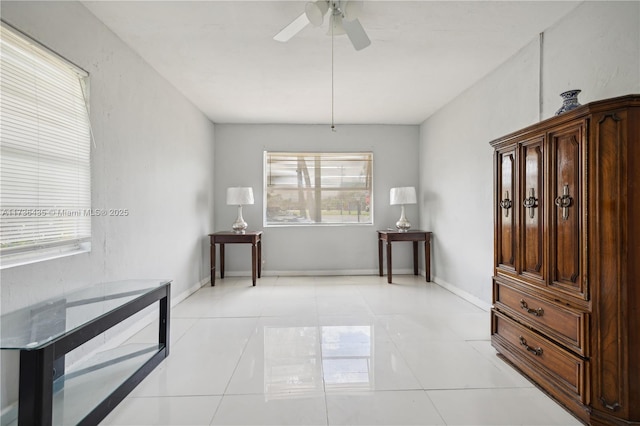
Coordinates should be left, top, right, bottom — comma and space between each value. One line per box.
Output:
227, 187, 254, 233
390, 186, 416, 232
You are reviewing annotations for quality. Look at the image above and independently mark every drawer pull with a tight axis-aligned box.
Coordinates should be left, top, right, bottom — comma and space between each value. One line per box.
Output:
519, 336, 543, 356
599, 397, 621, 412
520, 299, 544, 317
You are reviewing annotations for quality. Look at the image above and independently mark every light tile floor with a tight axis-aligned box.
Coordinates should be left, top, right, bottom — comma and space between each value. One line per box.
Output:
101, 275, 582, 425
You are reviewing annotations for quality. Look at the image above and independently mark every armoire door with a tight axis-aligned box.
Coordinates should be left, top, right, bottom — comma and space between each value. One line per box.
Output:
519, 136, 545, 286
496, 147, 517, 274
549, 122, 588, 300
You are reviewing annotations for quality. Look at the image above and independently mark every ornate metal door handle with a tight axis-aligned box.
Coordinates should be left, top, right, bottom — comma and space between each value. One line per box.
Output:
500, 191, 512, 217
523, 188, 538, 219
520, 299, 544, 317
519, 336, 543, 356
554, 184, 573, 220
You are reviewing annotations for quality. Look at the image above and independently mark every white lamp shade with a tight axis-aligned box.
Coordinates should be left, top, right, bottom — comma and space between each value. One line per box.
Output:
227, 187, 254, 205
390, 187, 417, 205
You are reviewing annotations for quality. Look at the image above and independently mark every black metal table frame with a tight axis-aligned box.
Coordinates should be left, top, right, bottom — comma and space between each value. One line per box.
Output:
17, 282, 171, 426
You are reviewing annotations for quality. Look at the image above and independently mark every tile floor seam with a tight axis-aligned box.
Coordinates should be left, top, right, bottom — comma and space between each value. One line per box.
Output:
219, 318, 260, 398
207, 395, 223, 426
421, 389, 449, 426
169, 318, 201, 348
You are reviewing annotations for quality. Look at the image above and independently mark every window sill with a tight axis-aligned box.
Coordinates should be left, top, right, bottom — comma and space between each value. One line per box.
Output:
0, 242, 91, 270
264, 222, 374, 228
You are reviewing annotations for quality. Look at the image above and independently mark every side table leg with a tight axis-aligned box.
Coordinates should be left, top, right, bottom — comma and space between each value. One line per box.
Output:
378, 238, 383, 277
211, 242, 216, 286
413, 241, 419, 275
425, 239, 431, 282
251, 243, 257, 286
220, 244, 225, 279
386, 241, 393, 284
257, 239, 262, 278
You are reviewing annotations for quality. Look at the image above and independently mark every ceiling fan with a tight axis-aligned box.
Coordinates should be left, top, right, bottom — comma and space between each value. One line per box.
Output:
274, 0, 371, 51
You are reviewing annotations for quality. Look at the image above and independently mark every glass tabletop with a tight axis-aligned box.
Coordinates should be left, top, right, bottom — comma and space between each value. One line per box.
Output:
0, 279, 170, 350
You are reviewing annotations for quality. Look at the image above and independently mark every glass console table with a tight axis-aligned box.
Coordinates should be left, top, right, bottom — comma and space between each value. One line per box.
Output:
0, 279, 171, 425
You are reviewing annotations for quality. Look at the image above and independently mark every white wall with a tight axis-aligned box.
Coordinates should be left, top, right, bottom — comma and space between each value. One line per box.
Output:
214, 124, 420, 275
419, 0, 640, 306
541, 1, 640, 118
0, 1, 215, 411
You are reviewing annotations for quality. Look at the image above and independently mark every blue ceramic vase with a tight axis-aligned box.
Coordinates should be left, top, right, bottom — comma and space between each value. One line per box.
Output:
555, 89, 582, 115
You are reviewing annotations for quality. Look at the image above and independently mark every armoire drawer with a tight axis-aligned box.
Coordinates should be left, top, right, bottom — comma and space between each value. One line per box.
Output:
492, 310, 588, 404
493, 280, 588, 356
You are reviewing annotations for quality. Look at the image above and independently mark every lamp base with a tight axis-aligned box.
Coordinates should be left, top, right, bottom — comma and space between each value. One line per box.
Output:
232, 205, 248, 233
395, 205, 411, 232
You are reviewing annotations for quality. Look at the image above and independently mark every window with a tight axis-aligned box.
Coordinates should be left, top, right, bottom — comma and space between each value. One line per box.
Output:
264, 152, 373, 226
0, 22, 91, 268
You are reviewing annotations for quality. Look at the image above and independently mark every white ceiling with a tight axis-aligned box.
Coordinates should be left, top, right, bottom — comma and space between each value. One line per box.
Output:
82, 1, 579, 125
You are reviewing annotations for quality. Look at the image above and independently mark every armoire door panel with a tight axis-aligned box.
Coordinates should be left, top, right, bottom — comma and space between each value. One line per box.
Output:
520, 138, 544, 284
549, 123, 587, 299
590, 111, 630, 420
497, 149, 516, 272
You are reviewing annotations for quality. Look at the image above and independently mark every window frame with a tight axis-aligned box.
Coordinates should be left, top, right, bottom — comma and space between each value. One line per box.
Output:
0, 21, 92, 269
263, 151, 374, 227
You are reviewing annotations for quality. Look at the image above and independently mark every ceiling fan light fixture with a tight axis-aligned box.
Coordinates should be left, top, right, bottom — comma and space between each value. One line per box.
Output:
327, 14, 347, 36
305, 1, 329, 27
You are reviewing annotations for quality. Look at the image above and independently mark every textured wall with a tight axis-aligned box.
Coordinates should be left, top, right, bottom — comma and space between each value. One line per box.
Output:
0, 1, 215, 411
214, 124, 420, 275
418, 0, 640, 306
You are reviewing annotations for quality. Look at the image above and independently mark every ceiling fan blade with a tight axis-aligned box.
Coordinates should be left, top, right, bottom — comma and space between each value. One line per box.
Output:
274, 13, 310, 42
342, 18, 371, 51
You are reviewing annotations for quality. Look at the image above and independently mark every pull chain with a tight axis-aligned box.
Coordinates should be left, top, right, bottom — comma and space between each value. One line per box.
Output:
331, 12, 336, 132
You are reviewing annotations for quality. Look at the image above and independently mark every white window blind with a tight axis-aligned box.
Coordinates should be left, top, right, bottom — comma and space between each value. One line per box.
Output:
264, 152, 373, 226
0, 22, 91, 268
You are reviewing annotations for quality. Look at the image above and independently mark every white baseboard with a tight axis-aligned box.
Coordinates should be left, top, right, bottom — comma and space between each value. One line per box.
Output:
431, 274, 492, 312
261, 269, 381, 277
222, 269, 421, 277
175, 275, 211, 303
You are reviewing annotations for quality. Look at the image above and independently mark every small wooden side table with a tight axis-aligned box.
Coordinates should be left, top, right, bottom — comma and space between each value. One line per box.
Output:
378, 230, 432, 284
209, 231, 262, 286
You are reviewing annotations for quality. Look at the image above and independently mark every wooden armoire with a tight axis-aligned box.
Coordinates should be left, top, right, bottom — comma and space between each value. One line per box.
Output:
490, 94, 639, 425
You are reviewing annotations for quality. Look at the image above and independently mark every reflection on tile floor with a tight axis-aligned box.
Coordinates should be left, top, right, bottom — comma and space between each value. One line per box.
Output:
101, 275, 581, 425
